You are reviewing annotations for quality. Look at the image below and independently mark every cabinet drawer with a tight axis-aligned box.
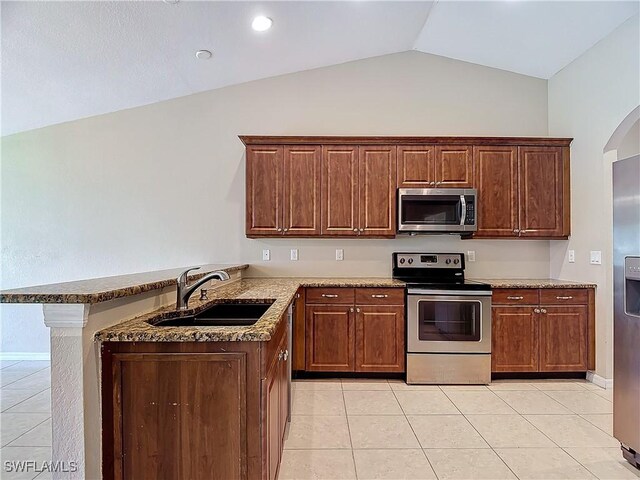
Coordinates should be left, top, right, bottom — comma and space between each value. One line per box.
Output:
539, 289, 588, 305
306, 288, 355, 304
492, 289, 539, 305
356, 288, 404, 305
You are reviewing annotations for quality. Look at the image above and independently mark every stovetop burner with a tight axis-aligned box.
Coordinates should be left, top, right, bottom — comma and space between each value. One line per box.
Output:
392, 252, 491, 291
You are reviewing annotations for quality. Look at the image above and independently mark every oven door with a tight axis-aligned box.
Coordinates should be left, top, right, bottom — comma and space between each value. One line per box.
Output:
407, 290, 491, 354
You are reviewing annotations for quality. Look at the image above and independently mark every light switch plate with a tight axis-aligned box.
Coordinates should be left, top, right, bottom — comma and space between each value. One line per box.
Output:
590, 250, 602, 265
336, 249, 344, 261
262, 249, 270, 261
568, 250, 575, 263
290, 249, 298, 261
467, 251, 476, 262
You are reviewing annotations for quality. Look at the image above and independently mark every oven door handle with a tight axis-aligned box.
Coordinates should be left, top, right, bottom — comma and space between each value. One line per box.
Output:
407, 289, 492, 296
460, 195, 466, 226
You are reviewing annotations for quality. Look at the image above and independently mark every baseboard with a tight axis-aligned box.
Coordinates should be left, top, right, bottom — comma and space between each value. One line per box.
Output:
587, 371, 613, 389
0, 352, 50, 361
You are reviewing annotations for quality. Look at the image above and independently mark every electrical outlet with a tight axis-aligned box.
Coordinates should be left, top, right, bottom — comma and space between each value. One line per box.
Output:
467, 251, 476, 262
590, 250, 602, 265
262, 249, 270, 261
336, 249, 344, 261
568, 250, 575, 263
290, 249, 298, 261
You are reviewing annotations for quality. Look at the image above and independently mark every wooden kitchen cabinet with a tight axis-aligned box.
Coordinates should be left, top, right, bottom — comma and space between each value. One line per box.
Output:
474, 145, 569, 238
321, 146, 396, 237
101, 309, 290, 480
397, 145, 473, 188
246, 145, 321, 237
304, 287, 405, 373
305, 304, 355, 372
539, 305, 588, 372
492, 306, 539, 372
491, 287, 593, 374
242, 136, 572, 240
355, 305, 405, 372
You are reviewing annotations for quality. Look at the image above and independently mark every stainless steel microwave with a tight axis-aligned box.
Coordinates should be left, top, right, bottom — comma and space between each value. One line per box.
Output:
397, 188, 477, 234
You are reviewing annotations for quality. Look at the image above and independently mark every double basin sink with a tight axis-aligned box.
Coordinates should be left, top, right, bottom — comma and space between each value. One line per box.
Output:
152, 301, 274, 327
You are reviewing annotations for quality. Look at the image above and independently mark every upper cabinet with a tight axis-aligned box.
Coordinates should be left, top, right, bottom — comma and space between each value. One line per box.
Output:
474, 145, 569, 238
241, 136, 571, 239
397, 145, 473, 188
246, 145, 321, 236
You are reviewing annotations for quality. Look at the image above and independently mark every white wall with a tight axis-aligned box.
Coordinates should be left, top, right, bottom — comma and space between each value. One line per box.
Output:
548, 15, 640, 379
618, 119, 640, 160
1, 50, 550, 355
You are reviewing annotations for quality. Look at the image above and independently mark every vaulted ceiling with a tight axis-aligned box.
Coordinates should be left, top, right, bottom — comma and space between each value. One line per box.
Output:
2, 1, 638, 136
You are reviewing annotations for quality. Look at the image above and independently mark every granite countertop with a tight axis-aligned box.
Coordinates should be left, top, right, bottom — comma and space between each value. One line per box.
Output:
0, 264, 249, 304
473, 278, 597, 289
94, 277, 405, 343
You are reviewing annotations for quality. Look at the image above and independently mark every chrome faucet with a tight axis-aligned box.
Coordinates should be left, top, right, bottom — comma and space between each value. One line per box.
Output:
176, 267, 230, 310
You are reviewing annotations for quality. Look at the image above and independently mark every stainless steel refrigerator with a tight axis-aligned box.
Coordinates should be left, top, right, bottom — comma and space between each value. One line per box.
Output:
613, 154, 640, 468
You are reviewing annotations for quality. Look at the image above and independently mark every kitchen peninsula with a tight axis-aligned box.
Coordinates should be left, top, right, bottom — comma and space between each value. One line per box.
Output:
0, 264, 595, 480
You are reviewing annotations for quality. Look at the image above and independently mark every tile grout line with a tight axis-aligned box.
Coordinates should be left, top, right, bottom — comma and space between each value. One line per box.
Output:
1, 367, 51, 390
339, 379, 359, 480
390, 385, 441, 480
438, 386, 522, 480
1, 388, 51, 414
1, 415, 51, 449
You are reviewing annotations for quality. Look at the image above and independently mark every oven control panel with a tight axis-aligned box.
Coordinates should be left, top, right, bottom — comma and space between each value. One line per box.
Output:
394, 253, 464, 269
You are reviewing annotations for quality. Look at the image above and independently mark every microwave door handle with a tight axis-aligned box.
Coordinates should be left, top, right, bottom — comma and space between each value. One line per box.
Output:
460, 195, 466, 226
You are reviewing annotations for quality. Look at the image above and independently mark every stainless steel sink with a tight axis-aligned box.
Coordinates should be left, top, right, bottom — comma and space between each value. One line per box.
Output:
152, 301, 274, 327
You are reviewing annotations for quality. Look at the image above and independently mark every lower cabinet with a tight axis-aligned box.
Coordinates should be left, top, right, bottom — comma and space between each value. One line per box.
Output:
491, 288, 594, 373
265, 328, 289, 480
303, 287, 405, 373
101, 309, 290, 480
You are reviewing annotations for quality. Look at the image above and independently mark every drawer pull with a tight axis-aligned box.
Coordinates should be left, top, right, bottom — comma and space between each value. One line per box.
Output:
534, 308, 541, 313
507, 296, 524, 300
371, 294, 389, 298
321, 294, 338, 298
541, 308, 547, 314
556, 296, 573, 300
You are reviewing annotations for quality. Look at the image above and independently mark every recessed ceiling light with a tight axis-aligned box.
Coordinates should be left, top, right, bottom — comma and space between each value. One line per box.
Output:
251, 16, 273, 32
195, 50, 212, 60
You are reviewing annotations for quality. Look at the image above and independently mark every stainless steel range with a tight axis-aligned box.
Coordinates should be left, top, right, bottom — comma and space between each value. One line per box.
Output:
392, 252, 492, 384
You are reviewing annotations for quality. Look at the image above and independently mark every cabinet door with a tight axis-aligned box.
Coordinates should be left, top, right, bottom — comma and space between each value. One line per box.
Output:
474, 146, 518, 237
358, 146, 397, 237
246, 146, 283, 236
113, 353, 247, 480
491, 307, 539, 372
518, 147, 567, 237
397, 146, 435, 187
265, 357, 280, 480
435, 145, 474, 188
539, 306, 588, 372
305, 305, 355, 371
283, 146, 321, 236
321, 146, 358, 236
355, 305, 405, 373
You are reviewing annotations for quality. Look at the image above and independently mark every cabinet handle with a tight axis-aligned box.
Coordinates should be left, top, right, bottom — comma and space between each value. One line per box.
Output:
371, 294, 389, 298
360, 228, 364, 232
513, 229, 520, 233
321, 294, 338, 298
436, 181, 442, 186
350, 307, 354, 312
430, 181, 436, 186
534, 308, 541, 313
277, 227, 282, 232
353, 228, 358, 232
295, 293, 300, 299
556, 296, 573, 300
278, 350, 284, 361
284, 228, 289, 232
541, 308, 547, 314
283, 350, 289, 361
520, 229, 527, 234
507, 296, 524, 300
356, 308, 361, 313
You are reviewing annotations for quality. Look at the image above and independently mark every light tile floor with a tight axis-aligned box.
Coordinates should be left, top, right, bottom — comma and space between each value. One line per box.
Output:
283, 378, 640, 480
0, 360, 52, 480
0, 363, 637, 480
